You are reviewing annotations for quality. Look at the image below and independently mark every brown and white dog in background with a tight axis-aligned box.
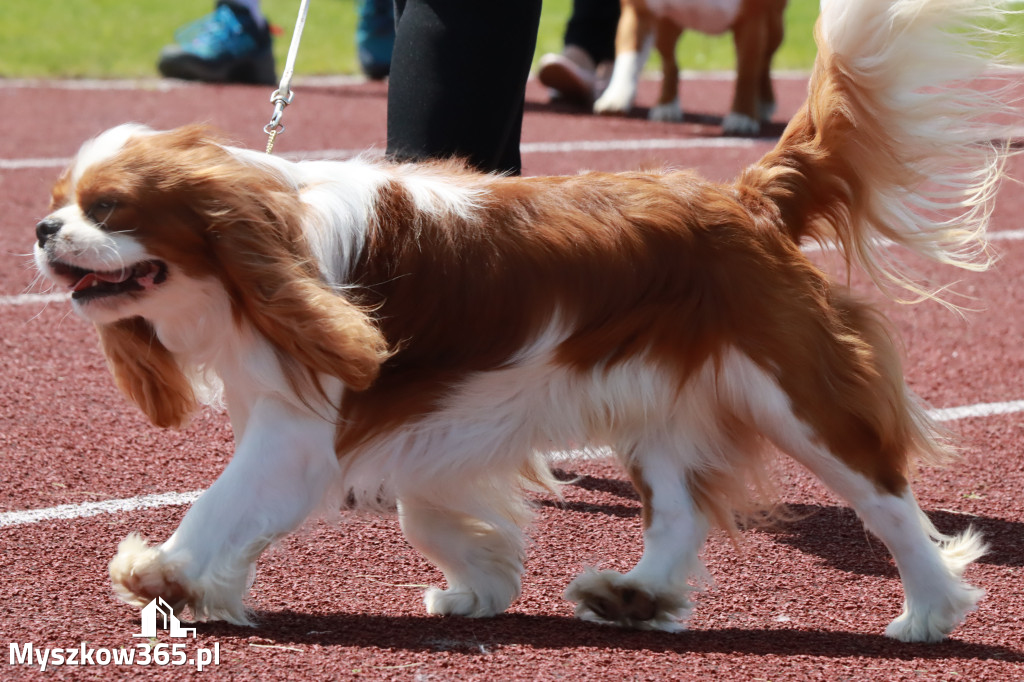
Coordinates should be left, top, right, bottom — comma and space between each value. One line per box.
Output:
594, 0, 787, 135
33, 0, 1011, 642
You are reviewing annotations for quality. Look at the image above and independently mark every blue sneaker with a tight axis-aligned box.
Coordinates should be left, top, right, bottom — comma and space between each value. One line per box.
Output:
356, 0, 395, 80
158, 1, 276, 85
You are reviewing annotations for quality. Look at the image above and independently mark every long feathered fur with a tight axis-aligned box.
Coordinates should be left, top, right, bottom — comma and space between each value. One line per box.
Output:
744, 0, 1015, 303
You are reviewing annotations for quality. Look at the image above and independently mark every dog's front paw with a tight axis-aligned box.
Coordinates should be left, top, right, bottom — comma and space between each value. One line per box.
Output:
593, 86, 634, 116
109, 534, 191, 615
564, 568, 692, 632
423, 585, 508, 619
109, 533, 256, 626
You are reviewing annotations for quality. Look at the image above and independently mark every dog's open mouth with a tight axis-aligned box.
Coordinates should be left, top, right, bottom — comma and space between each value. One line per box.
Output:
49, 260, 168, 301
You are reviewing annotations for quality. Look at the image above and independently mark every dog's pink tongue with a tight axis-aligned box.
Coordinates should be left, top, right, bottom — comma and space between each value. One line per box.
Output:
71, 270, 130, 292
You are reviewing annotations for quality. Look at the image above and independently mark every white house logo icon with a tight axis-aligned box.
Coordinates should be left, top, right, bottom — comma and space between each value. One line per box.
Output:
133, 597, 196, 638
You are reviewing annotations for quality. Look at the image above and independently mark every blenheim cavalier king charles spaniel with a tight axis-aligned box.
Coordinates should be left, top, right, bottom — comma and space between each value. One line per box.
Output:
34, 0, 1013, 642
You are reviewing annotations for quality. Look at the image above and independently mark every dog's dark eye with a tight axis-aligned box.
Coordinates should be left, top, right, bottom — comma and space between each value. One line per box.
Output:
87, 198, 119, 223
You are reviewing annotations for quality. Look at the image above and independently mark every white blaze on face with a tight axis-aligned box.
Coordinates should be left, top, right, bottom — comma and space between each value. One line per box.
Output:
68, 123, 155, 188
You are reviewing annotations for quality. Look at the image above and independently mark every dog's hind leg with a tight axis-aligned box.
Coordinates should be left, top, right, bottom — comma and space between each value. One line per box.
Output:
648, 19, 684, 122
564, 438, 710, 631
724, 0, 786, 135
398, 490, 528, 618
735, 338, 986, 642
755, 0, 786, 124
776, 437, 985, 642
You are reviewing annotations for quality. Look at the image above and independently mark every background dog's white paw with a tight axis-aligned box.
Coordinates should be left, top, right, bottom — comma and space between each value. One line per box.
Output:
593, 86, 634, 116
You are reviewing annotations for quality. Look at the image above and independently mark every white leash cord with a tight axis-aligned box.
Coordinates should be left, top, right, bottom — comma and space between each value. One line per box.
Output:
265, 0, 312, 153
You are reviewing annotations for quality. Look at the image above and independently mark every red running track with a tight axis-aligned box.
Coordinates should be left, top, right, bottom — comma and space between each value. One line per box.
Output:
0, 75, 1022, 680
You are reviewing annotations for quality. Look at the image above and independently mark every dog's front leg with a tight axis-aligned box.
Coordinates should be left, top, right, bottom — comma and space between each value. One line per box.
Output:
564, 440, 709, 631
594, 0, 654, 115
398, 493, 529, 619
109, 396, 340, 625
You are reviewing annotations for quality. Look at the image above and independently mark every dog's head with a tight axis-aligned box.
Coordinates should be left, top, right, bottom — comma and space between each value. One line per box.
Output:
35, 124, 388, 427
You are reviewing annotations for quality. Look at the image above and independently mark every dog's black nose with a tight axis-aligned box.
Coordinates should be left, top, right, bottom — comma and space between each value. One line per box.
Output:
35, 218, 62, 248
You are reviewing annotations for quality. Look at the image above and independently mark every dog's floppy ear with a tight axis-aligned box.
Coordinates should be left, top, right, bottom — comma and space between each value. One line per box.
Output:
131, 126, 389, 394
199, 164, 389, 393
215, 227, 389, 393
97, 317, 199, 429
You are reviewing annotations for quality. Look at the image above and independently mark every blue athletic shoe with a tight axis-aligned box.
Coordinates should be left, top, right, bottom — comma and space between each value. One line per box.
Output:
158, 1, 276, 85
356, 0, 395, 80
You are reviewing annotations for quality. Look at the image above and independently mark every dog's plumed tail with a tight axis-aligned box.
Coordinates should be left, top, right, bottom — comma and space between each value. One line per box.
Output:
744, 0, 1015, 303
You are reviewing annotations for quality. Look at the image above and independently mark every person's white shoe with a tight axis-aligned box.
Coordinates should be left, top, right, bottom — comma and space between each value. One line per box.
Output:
538, 45, 597, 105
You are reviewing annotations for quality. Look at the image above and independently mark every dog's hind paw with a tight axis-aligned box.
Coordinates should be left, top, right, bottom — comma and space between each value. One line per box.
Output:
884, 583, 984, 643
563, 568, 692, 632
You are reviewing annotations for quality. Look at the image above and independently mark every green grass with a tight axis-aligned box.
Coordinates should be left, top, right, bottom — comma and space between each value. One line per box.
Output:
0, 0, 1019, 79
1, 0, 361, 79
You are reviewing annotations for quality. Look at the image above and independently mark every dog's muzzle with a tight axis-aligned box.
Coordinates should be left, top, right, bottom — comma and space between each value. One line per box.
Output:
36, 217, 63, 248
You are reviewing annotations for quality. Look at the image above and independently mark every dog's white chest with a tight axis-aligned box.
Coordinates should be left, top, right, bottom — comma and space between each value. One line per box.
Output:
649, 0, 741, 35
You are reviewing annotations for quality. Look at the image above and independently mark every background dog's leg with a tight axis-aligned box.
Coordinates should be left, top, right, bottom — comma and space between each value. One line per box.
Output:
723, 0, 770, 136
564, 441, 708, 631
755, 0, 786, 125
648, 18, 684, 122
398, 494, 527, 618
594, 1, 654, 115
109, 397, 340, 625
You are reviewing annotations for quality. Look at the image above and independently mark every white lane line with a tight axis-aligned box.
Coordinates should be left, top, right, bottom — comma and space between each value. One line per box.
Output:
278, 136, 768, 162
0, 398, 1021, 529
520, 137, 767, 154
0, 136, 770, 171
0, 74, 368, 91
0, 490, 201, 529
929, 399, 1024, 422
0, 292, 70, 306
0, 157, 70, 170
989, 229, 1024, 243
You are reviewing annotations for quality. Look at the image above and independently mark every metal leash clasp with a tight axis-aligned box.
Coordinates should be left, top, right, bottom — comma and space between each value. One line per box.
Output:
264, 88, 294, 154
261, 0, 310, 154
